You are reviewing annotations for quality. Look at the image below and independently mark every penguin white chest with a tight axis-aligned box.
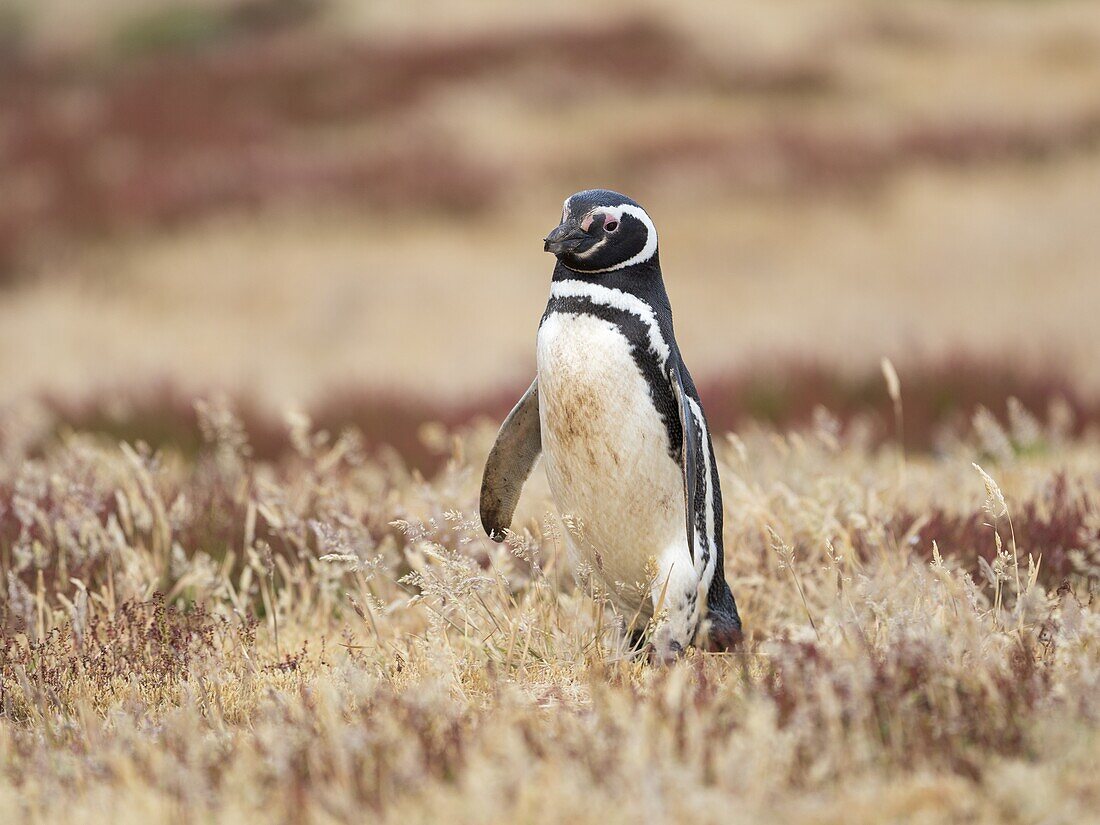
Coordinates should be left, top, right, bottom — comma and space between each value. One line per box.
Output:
536, 311, 685, 596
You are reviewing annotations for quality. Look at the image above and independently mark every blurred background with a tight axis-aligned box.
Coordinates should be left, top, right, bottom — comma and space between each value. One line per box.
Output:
3, 0, 1100, 466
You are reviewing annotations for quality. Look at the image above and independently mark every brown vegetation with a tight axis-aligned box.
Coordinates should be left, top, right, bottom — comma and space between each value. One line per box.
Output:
1, 391, 1098, 822
6, 2, 1100, 279
19, 356, 1100, 475
621, 110, 1100, 193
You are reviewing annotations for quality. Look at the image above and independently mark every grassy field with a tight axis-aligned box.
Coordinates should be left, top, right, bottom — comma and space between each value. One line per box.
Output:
2, 397, 1099, 822
3, 1, 1100, 822
5, 0, 1100, 405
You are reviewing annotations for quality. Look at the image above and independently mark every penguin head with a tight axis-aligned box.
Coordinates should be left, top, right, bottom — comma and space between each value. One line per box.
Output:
544, 189, 658, 273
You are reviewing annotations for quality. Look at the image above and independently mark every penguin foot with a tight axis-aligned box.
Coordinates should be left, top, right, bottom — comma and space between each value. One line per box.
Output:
700, 613, 744, 652
648, 639, 684, 666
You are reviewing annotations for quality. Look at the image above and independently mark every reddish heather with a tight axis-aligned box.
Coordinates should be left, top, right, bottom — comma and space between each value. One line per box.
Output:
0, 17, 714, 277
5, 11, 1100, 278
18, 356, 1098, 474
886, 473, 1094, 587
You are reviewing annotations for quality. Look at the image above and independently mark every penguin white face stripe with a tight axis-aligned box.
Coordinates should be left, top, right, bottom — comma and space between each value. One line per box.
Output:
549, 279, 670, 363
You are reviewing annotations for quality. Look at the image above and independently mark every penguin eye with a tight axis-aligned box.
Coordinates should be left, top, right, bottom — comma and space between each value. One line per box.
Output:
604, 219, 619, 233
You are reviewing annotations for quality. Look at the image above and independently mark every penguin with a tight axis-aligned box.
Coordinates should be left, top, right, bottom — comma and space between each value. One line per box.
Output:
480, 189, 742, 658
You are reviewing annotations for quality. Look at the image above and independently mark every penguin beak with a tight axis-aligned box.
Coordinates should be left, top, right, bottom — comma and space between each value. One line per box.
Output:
543, 221, 587, 255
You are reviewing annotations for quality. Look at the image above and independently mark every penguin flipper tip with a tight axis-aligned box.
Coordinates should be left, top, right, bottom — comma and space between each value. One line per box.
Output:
479, 493, 509, 542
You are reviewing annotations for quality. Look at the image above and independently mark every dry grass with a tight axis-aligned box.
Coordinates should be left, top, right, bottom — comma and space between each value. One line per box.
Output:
1, 393, 1098, 823
6, 0, 1100, 278
6, 152, 1100, 408
6, 0, 1100, 406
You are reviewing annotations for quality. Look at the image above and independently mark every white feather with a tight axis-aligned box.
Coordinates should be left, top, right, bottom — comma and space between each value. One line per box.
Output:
548, 280, 671, 363
537, 312, 687, 611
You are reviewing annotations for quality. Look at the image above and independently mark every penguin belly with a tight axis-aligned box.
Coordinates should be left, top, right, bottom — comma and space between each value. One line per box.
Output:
536, 311, 688, 609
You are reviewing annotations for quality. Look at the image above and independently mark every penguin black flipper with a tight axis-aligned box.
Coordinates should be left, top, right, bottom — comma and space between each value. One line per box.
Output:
480, 378, 541, 542
668, 362, 697, 564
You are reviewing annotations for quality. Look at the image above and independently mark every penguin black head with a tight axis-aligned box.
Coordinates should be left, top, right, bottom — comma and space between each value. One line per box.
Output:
543, 189, 658, 273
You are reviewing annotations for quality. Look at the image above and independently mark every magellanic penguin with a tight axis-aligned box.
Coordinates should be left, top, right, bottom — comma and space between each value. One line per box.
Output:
480, 189, 743, 658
